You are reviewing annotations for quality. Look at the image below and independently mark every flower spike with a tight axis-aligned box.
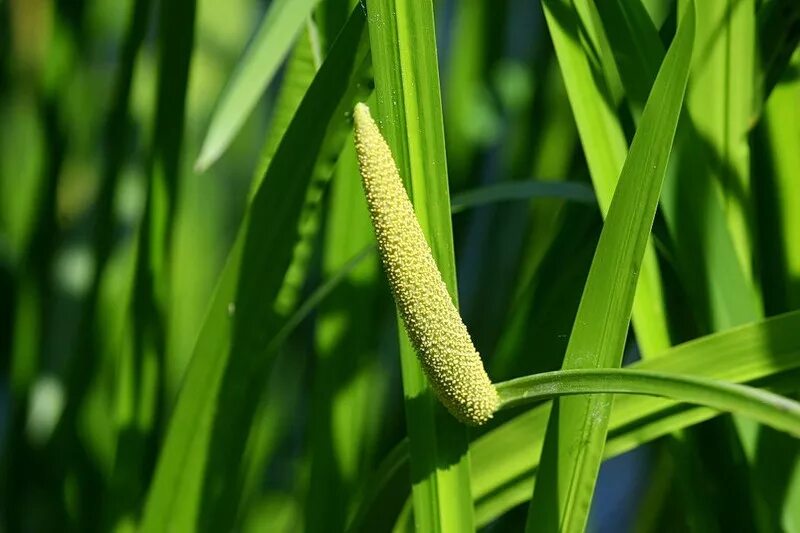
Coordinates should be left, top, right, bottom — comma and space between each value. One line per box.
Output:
353, 102, 498, 425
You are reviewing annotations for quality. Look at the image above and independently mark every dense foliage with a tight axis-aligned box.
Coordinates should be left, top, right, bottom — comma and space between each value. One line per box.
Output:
1, 0, 799, 531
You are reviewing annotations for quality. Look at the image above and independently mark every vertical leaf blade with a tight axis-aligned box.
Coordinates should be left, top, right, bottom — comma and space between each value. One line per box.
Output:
365, 0, 475, 530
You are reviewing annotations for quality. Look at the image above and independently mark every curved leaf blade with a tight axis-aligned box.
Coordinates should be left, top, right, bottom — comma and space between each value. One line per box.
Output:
449, 181, 595, 213
365, 0, 475, 531
496, 369, 800, 437
348, 309, 800, 530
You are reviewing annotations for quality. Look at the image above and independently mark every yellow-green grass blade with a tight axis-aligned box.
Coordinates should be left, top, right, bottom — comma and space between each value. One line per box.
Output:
754, 0, 800, 118
358, 371, 800, 530
351, 309, 800, 529
542, 0, 671, 359
306, 136, 384, 532
683, 0, 756, 287
195, 0, 320, 171
497, 369, 800, 437
761, 51, 800, 312
365, 0, 475, 530
483, 312, 800, 526
594, 2, 767, 526
140, 9, 370, 531
248, 20, 322, 197
753, 50, 800, 532
475, 372, 800, 527
595, 0, 761, 334
527, 5, 694, 531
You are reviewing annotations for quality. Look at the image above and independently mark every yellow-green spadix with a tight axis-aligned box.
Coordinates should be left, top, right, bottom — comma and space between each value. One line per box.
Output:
353, 102, 499, 425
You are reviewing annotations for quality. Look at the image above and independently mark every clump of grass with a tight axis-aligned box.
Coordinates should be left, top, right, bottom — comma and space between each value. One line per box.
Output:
353, 102, 498, 425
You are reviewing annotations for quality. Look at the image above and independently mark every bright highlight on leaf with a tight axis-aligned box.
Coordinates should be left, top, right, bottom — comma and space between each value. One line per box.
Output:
353, 102, 498, 425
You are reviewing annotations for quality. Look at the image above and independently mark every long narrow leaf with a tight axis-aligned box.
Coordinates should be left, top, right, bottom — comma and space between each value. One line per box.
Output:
365, 1, 475, 531
476, 371, 800, 526
527, 5, 695, 531
686, 0, 756, 283
596, 0, 762, 335
140, 9, 370, 531
542, 0, 670, 359
195, 0, 320, 171
305, 138, 384, 532
449, 181, 595, 213
497, 369, 800, 437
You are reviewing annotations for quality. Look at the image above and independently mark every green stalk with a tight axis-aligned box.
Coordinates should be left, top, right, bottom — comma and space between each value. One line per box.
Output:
496, 369, 800, 437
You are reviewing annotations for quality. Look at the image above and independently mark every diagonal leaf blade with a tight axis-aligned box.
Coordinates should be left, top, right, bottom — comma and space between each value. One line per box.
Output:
540, 0, 670, 359
526, 4, 695, 531
195, 0, 320, 171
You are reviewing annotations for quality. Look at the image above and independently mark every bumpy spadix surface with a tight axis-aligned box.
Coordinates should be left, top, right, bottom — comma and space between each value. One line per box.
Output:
353, 103, 498, 425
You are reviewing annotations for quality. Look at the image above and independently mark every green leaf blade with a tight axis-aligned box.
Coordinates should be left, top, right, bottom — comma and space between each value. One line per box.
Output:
496, 369, 800, 438
195, 0, 320, 171
541, 0, 671, 359
365, 0, 475, 530
351, 310, 800, 530
527, 4, 696, 531
140, 9, 370, 531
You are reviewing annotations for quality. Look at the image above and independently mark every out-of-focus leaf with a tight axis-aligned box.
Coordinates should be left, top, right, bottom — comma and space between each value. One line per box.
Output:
449, 181, 594, 213
195, 0, 321, 171
140, 8, 370, 531
305, 137, 384, 533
